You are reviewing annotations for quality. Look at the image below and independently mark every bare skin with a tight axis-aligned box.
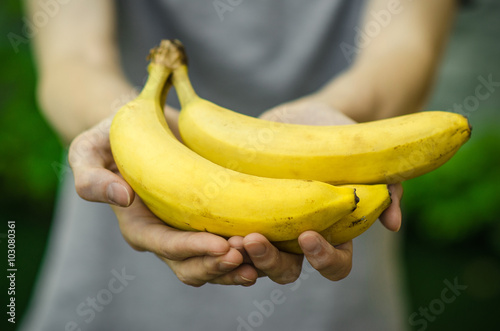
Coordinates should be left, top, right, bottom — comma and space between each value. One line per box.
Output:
29, 0, 456, 286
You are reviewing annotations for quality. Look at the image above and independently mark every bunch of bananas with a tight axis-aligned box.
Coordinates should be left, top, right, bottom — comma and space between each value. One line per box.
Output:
110, 40, 471, 253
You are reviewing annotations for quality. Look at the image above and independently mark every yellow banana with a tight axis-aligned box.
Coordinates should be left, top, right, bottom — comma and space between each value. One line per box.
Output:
109, 40, 358, 241
273, 184, 392, 254
171, 51, 471, 184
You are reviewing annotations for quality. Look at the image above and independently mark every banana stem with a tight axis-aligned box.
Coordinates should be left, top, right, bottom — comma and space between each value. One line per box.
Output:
172, 65, 198, 108
139, 64, 172, 102
139, 39, 187, 103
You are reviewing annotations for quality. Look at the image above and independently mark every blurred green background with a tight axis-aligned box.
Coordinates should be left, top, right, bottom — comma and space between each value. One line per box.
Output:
1, 1, 65, 331
1, 0, 499, 330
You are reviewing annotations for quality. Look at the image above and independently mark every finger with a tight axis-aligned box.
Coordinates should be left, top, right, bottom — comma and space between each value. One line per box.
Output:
379, 184, 404, 232
243, 233, 303, 284
259, 99, 357, 126
68, 118, 113, 172
114, 200, 231, 260
162, 248, 244, 287
209, 264, 259, 287
74, 166, 134, 206
68, 121, 134, 206
259, 105, 286, 122
228, 236, 252, 264
299, 231, 353, 281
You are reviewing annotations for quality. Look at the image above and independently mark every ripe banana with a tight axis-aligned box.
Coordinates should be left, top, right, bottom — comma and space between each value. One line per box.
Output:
109, 40, 358, 241
171, 51, 471, 184
273, 184, 392, 254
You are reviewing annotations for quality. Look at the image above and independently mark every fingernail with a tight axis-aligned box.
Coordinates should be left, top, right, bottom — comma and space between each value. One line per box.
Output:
107, 183, 130, 206
240, 276, 255, 285
301, 234, 322, 255
219, 261, 238, 271
245, 241, 267, 257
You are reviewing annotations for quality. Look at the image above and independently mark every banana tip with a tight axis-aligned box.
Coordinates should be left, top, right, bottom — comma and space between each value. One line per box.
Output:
463, 115, 472, 136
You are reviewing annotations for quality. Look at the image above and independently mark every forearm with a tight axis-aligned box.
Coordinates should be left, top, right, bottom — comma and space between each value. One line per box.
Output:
26, 0, 177, 144
36, 43, 181, 144
315, 0, 457, 122
316, 43, 438, 122
38, 59, 136, 143
26, 0, 119, 142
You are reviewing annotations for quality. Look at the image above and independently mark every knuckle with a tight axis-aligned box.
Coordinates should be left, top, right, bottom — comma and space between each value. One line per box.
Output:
70, 133, 94, 159
274, 269, 300, 285
341, 262, 353, 277
73, 172, 92, 199
256, 259, 275, 271
176, 270, 203, 287
309, 254, 328, 271
158, 239, 181, 261
118, 225, 147, 253
329, 263, 352, 281
68, 134, 84, 160
288, 268, 302, 282
255, 249, 280, 271
156, 230, 187, 261
203, 257, 221, 277
125, 239, 145, 252
176, 272, 190, 285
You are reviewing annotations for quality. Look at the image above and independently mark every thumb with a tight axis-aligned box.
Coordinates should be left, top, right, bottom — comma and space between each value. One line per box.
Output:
72, 166, 134, 207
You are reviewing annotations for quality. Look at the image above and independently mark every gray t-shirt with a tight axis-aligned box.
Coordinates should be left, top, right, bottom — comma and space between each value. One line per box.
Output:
116, 0, 365, 116
20, 1, 408, 330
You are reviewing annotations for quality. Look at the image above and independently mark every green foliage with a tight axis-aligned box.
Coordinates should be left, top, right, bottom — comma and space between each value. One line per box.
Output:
0, 0, 63, 223
0, 3, 64, 330
403, 122, 500, 248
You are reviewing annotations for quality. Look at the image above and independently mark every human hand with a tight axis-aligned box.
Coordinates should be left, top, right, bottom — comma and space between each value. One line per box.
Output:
68, 115, 135, 207
227, 233, 352, 284
68, 103, 182, 207
230, 98, 404, 283
259, 97, 404, 232
230, 183, 402, 284
68, 114, 257, 287
111, 197, 258, 287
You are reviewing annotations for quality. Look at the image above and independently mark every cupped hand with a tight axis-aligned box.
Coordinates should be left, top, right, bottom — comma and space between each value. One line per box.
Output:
226, 98, 404, 283
228, 233, 353, 284
260, 97, 404, 232
111, 197, 257, 287
67, 99, 403, 286
68, 115, 135, 207
68, 114, 257, 287
68, 105, 182, 207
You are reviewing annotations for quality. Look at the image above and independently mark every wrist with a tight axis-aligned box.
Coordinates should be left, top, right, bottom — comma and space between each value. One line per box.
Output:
313, 68, 379, 123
